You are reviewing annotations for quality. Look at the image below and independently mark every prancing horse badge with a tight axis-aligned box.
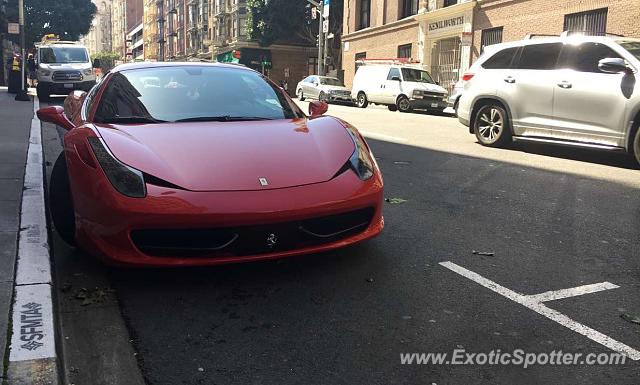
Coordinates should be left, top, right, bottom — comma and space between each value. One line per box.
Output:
259, 177, 268, 186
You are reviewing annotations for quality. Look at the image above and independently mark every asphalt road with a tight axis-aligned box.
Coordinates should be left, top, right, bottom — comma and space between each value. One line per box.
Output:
43, 99, 640, 385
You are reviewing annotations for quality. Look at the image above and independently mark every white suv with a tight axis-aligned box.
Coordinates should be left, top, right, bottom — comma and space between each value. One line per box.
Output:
457, 35, 640, 165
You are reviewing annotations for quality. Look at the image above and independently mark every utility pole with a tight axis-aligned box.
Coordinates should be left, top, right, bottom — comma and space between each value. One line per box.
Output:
15, 0, 30, 101
306, 0, 324, 76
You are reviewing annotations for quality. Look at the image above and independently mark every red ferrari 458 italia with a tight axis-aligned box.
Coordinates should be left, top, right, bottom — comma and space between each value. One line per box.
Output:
37, 62, 383, 267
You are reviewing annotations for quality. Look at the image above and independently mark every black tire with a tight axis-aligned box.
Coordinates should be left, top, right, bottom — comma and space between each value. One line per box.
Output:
36, 84, 49, 102
396, 95, 412, 113
632, 126, 640, 166
49, 153, 76, 245
297, 89, 305, 101
473, 104, 512, 147
387, 105, 398, 112
356, 92, 368, 108
453, 98, 460, 117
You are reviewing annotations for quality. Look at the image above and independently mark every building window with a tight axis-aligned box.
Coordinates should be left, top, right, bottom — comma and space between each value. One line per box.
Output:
355, 51, 366, 72
359, 0, 370, 30
443, 0, 457, 7
401, 0, 418, 18
308, 57, 318, 75
564, 8, 608, 36
480, 27, 503, 52
397, 44, 412, 58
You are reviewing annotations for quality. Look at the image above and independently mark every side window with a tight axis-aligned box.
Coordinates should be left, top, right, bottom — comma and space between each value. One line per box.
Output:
481, 47, 519, 69
559, 43, 622, 73
83, 81, 103, 120
309, 76, 318, 84
387, 68, 401, 80
515, 43, 563, 70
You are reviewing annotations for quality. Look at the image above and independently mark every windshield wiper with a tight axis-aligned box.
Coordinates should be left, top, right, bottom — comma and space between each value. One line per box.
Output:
102, 116, 167, 124
174, 115, 275, 122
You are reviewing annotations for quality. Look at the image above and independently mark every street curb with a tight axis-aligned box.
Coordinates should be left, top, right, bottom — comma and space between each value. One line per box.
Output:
7, 96, 59, 385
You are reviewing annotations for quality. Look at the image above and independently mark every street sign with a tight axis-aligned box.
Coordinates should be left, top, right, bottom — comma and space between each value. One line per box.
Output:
323, 0, 330, 18
461, 31, 473, 46
322, 19, 329, 33
8, 23, 19, 35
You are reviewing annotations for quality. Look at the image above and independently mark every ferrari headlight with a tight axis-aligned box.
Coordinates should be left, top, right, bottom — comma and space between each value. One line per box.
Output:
344, 129, 374, 181
87, 137, 146, 198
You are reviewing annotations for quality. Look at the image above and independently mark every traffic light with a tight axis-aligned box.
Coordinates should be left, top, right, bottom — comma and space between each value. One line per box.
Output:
304, 4, 312, 25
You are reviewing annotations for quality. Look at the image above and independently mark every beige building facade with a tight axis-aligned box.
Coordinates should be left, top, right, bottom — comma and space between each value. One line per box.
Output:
472, 0, 640, 62
81, 0, 113, 55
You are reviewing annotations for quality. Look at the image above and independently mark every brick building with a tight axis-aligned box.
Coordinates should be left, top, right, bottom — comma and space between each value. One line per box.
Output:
472, 0, 640, 62
342, 0, 640, 93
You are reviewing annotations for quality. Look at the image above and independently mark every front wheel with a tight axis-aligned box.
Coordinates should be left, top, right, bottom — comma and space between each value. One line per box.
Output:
297, 89, 305, 101
397, 95, 412, 113
473, 104, 511, 147
49, 153, 76, 245
356, 92, 368, 108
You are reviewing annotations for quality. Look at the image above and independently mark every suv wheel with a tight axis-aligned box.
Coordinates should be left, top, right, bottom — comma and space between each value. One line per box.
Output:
632, 127, 640, 166
397, 96, 412, 113
297, 89, 305, 101
36, 84, 49, 102
474, 104, 511, 147
356, 92, 368, 108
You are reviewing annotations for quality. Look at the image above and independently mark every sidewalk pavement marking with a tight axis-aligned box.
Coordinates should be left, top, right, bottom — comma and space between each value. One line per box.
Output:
8, 95, 59, 385
439, 261, 640, 361
526, 282, 619, 303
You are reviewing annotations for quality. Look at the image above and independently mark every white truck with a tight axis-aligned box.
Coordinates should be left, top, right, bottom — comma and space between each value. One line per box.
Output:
35, 35, 99, 101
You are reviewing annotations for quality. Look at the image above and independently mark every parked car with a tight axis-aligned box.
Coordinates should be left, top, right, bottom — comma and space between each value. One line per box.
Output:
296, 76, 353, 103
37, 62, 384, 267
351, 64, 448, 113
457, 35, 640, 165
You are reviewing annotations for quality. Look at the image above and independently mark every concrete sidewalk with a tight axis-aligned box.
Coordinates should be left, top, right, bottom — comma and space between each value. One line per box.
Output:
0, 87, 34, 382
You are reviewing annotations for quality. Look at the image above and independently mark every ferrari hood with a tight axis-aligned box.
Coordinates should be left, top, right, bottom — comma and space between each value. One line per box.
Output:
95, 117, 356, 191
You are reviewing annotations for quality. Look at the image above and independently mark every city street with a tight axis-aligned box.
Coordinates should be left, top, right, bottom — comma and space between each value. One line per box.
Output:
41, 98, 640, 385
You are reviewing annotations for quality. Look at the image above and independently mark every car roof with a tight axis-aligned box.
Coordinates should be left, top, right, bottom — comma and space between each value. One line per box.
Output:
111, 61, 256, 74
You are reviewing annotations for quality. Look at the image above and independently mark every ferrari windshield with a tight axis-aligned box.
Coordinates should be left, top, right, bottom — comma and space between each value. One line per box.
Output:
39, 46, 89, 64
93, 66, 303, 124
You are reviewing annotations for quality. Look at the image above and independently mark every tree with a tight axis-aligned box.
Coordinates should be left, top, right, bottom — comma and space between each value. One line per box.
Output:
91, 51, 119, 72
22, 0, 97, 47
247, 0, 344, 71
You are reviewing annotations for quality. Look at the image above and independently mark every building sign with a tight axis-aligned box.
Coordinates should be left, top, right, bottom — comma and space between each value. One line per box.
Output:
8, 22, 19, 35
429, 16, 465, 31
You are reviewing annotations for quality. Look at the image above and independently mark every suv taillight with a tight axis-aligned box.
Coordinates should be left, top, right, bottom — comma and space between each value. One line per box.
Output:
462, 73, 474, 82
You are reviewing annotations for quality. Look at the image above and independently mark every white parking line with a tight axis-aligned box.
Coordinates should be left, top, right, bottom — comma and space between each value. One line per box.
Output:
440, 261, 640, 361
526, 282, 619, 303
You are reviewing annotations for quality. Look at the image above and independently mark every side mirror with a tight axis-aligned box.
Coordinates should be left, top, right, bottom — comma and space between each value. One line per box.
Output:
390, 76, 401, 82
308, 100, 328, 117
36, 106, 75, 131
92, 58, 101, 69
598, 58, 633, 74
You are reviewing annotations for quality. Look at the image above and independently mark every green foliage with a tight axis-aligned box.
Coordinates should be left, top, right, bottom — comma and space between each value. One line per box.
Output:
91, 51, 119, 71
22, 0, 97, 47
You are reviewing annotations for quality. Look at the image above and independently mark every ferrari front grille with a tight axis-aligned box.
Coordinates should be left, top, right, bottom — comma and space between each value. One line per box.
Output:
130, 208, 375, 258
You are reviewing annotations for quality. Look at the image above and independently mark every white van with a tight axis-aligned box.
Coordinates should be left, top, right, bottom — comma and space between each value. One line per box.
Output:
35, 39, 98, 101
351, 64, 448, 113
